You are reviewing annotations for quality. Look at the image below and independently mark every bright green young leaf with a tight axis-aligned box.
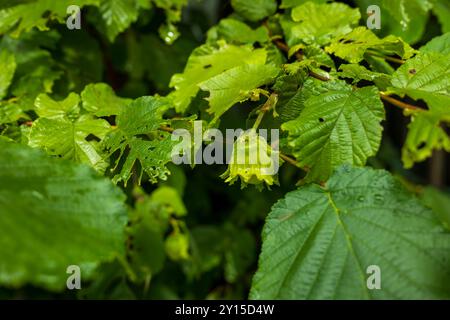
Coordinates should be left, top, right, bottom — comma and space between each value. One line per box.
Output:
169, 42, 268, 113
207, 18, 269, 45
34, 92, 80, 119
0, 49, 16, 99
102, 96, 176, 185
0, 0, 99, 37
150, 186, 187, 217
388, 52, 450, 168
289, 2, 360, 46
81, 83, 132, 116
99, 0, 143, 42
420, 32, 450, 55
0, 101, 28, 125
402, 111, 450, 168
152, 0, 186, 24
29, 93, 111, 171
200, 63, 279, 121
389, 52, 450, 113
282, 83, 385, 183
231, 0, 277, 22
0, 141, 127, 291
338, 64, 392, 89
326, 27, 415, 63
251, 166, 450, 299
29, 115, 111, 172
281, 0, 327, 8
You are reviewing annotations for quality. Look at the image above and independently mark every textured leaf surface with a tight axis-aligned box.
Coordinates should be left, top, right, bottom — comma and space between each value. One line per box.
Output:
81, 83, 132, 116
0, 0, 99, 37
289, 2, 360, 46
390, 52, 450, 112
338, 64, 391, 89
0, 141, 127, 290
207, 18, 269, 45
99, 0, 142, 42
102, 96, 176, 185
282, 83, 385, 182
169, 43, 267, 112
420, 32, 450, 55
29, 115, 111, 172
28, 93, 111, 171
200, 63, 279, 121
251, 166, 450, 299
402, 111, 450, 168
326, 27, 415, 63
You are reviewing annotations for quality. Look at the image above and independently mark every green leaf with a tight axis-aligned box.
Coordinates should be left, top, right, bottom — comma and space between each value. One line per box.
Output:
381, 0, 432, 34
29, 115, 111, 172
251, 166, 450, 299
355, 0, 430, 44
282, 83, 385, 183
152, 0, 186, 24
29, 93, 111, 171
0, 0, 99, 37
401, 111, 450, 168
390, 52, 450, 167
207, 18, 269, 45
0, 141, 127, 290
126, 185, 187, 279
102, 96, 176, 185
0, 49, 16, 99
81, 83, 132, 117
281, 0, 327, 9
326, 27, 415, 64
338, 64, 392, 89
231, 0, 277, 22
200, 63, 279, 121
389, 52, 450, 113
432, 0, 450, 33
272, 71, 309, 122
34, 92, 80, 119
99, 0, 142, 42
153, 0, 187, 44
288, 2, 360, 46
0, 32, 62, 111
420, 33, 450, 55
169, 42, 268, 113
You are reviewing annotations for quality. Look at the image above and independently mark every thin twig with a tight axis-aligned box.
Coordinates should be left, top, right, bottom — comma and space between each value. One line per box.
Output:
159, 126, 174, 133
280, 153, 301, 168
366, 50, 405, 64
380, 93, 424, 111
